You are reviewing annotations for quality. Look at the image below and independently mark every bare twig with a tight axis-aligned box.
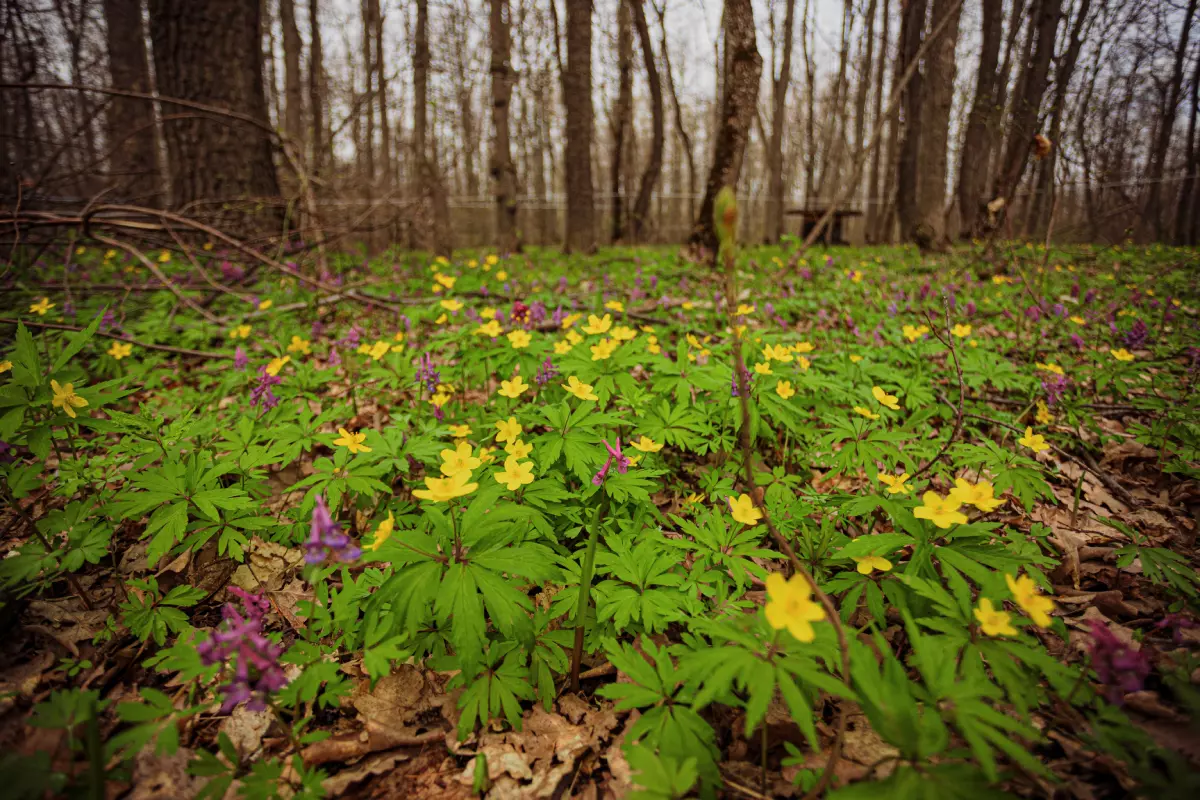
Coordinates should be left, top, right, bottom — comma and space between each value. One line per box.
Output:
0, 317, 226, 359
911, 300, 965, 480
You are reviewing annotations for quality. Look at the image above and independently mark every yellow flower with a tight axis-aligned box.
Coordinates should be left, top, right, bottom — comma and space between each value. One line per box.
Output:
495, 416, 522, 444
203, 242, 213, 251
498, 375, 530, 398
913, 491, 968, 529
849, 354, 863, 363
0, 360, 11, 374
368, 512, 395, 552
494, 457, 535, 491
853, 406, 880, 420
440, 298, 464, 312
753, 361, 773, 375
257, 299, 273, 311
357, 343, 372, 355
507, 330, 532, 349
902, 324, 922, 342
792, 342, 814, 353
610, 325, 637, 342
435, 313, 448, 325
561, 313, 582, 329
646, 341, 661, 355
590, 338, 617, 361
476, 320, 504, 337
797, 356, 811, 371
478, 446, 497, 464
158, 249, 171, 263
495, 269, 508, 281
736, 303, 755, 315
877, 472, 910, 495
440, 441, 481, 477
1035, 400, 1052, 424
334, 427, 371, 454
1036, 362, 1064, 375
30, 297, 54, 315
728, 493, 762, 526
365, 340, 389, 360
50, 380, 88, 418
629, 436, 662, 453
481, 307, 498, 319
104, 249, 117, 260
762, 344, 793, 363
1019, 427, 1049, 453
764, 572, 826, 643
681, 301, 694, 311
412, 471, 478, 503
974, 598, 1017, 637
430, 392, 451, 408
554, 339, 573, 355
951, 324, 972, 338
562, 376, 598, 401
1006, 573, 1055, 628
448, 424, 472, 439
775, 380, 796, 400
872, 386, 900, 410
434, 272, 457, 289
287, 335, 311, 354
265, 355, 291, 376
582, 314, 613, 335
505, 438, 533, 459
485, 254, 499, 266
1069, 315, 1085, 325
604, 300, 625, 312
107, 341, 133, 360
949, 478, 1003, 512
853, 555, 893, 575
1110, 348, 1134, 362
566, 330, 584, 345
229, 324, 251, 339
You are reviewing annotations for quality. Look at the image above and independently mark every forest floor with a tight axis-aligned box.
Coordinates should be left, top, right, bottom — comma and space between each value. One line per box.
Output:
1, 239, 1198, 800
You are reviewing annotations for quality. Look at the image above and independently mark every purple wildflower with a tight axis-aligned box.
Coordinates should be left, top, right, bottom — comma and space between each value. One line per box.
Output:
557, 276, 570, 293
535, 356, 558, 386
415, 353, 440, 393
1042, 373, 1070, 405
305, 496, 361, 565
1070, 333, 1085, 350
1087, 619, 1151, 704
1125, 319, 1148, 349
338, 326, 362, 349
591, 438, 631, 486
731, 367, 752, 397
1084, 289, 1097, 304
250, 366, 281, 410
220, 261, 245, 282
98, 309, 115, 331
311, 319, 326, 339
1053, 303, 1067, 318
1154, 613, 1197, 645
965, 300, 976, 316
234, 346, 249, 371
328, 348, 341, 367
1025, 305, 1042, 323
197, 587, 287, 713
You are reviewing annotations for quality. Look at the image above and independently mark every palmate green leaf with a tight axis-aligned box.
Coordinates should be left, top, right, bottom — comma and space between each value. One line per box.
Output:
454, 646, 534, 739
627, 746, 699, 800
145, 501, 190, 566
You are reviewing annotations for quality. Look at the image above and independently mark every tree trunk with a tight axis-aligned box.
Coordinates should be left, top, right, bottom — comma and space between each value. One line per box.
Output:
864, 0, 889, 241
850, 0, 878, 203
689, 0, 762, 253
914, 0, 963, 244
1144, 0, 1196, 240
629, 0, 663, 242
414, 0, 450, 254
376, 1, 391, 195
956, 0, 1003, 238
765, 0, 797, 242
657, 3, 696, 223
816, 0, 854, 197
895, 0, 928, 241
280, 0, 303, 145
102, 0, 162, 205
1175, 32, 1200, 244
563, 0, 596, 252
309, 0, 324, 175
489, 0, 519, 253
147, 0, 281, 234
610, 0, 634, 243
992, 0, 1060, 213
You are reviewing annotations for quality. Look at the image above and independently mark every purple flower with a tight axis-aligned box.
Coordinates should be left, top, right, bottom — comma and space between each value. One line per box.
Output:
98, 309, 115, 331
824, 255, 834, 269
1025, 305, 1042, 323
338, 326, 362, 349
1053, 303, 1067, 318
1071, 283, 1080, 299
234, 346, 249, 371
415, 353, 440, 393
591, 438, 631, 485
535, 356, 558, 386
1070, 333, 1085, 350
311, 320, 326, 339
328, 348, 341, 367
1084, 289, 1097, 304
1125, 319, 1148, 349
1154, 613, 1197, 645
965, 300, 976, 316
220, 261, 245, 282
250, 366, 282, 410
552, 305, 566, 326
557, 276, 570, 293
1087, 619, 1151, 704
305, 496, 361, 565
198, 587, 287, 713
731, 367, 752, 397
1042, 373, 1070, 405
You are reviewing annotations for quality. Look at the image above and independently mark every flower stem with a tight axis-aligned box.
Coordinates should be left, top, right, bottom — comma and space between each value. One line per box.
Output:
570, 491, 610, 692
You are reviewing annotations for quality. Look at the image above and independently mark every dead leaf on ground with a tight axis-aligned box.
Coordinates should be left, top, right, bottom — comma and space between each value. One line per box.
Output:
126, 745, 206, 800
219, 705, 272, 759
230, 536, 305, 592
322, 750, 412, 797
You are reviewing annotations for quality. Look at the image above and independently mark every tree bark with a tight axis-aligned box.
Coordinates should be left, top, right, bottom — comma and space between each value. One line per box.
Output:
489, 0, 519, 253
816, 0, 854, 198
309, 0, 324, 176
563, 0, 596, 252
689, 0, 762, 253
656, 2, 696, 224
914, 0, 963, 244
629, 0, 663, 242
375, 0, 391, 195
1175, 28, 1200, 244
280, 0, 303, 146
956, 0, 1003, 238
147, 0, 281, 233
765, 0, 797, 242
414, 0, 450, 254
895, 0, 928, 241
850, 0, 878, 204
864, 0, 889, 241
1144, 0, 1196, 240
102, 0, 162, 205
610, 0, 634, 243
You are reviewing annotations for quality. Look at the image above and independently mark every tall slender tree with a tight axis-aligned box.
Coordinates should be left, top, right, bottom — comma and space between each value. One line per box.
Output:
1144, 0, 1197, 240
765, 0, 797, 243
563, 0, 596, 252
895, 0, 928, 242
629, 0, 663, 242
280, 0, 303, 147
489, 0, 519, 253
610, 0, 634, 243
914, 0, 964, 244
308, 0, 325, 175
102, 0, 161, 205
957, 0, 1003, 238
414, 0, 450, 254
864, 0, 889, 241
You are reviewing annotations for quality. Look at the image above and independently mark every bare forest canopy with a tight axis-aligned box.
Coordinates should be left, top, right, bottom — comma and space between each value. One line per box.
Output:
1, 0, 1199, 255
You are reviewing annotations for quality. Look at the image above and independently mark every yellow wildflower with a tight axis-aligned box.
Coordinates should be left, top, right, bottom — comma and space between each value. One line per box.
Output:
30, 297, 54, 315
853, 555, 893, 575
913, 491, 968, 529
764, 572, 825, 643
498, 376, 530, 399
949, 478, 1003, 512
1006, 573, 1055, 628
287, 336, 311, 355
333, 427, 371, 454
507, 330, 532, 349
1019, 427, 1049, 453
872, 386, 900, 410
495, 416, 522, 444
877, 472, 911, 495
629, 436, 663, 453
728, 493, 762, 527
562, 376, 598, 401
583, 314, 613, 335
107, 341, 133, 360
974, 598, 1017, 637
494, 457, 535, 491
775, 380, 796, 400
50, 380, 88, 419
412, 471, 478, 503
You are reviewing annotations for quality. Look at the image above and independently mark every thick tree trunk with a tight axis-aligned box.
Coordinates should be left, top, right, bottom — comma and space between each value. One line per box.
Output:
1144, 0, 1196, 240
765, 0, 797, 243
689, 0, 762, 253
956, 0, 1003, 238
629, 0, 663, 242
309, 0, 324, 175
864, 0, 889, 241
895, 0, 928, 241
816, 0, 854, 198
801, 0, 816, 204
102, 0, 162, 205
914, 0, 963, 245
850, 0, 878, 201
147, 0, 281, 233
993, 0, 1060, 213
657, 4, 696, 224
1175, 35, 1200, 244
563, 0, 596, 252
376, 2, 391, 195
489, 0, 519, 253
280, 0, 303, 145
414, 0, 450, 254
610, 0, 634, 243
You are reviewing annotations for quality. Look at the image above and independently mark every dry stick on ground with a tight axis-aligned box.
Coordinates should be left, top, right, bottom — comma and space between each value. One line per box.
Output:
910, 301, 965, 480
0, 317, 226, 359
790, 0, 966, 256
722, 248, 851, 800
91, 234, 222, 324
